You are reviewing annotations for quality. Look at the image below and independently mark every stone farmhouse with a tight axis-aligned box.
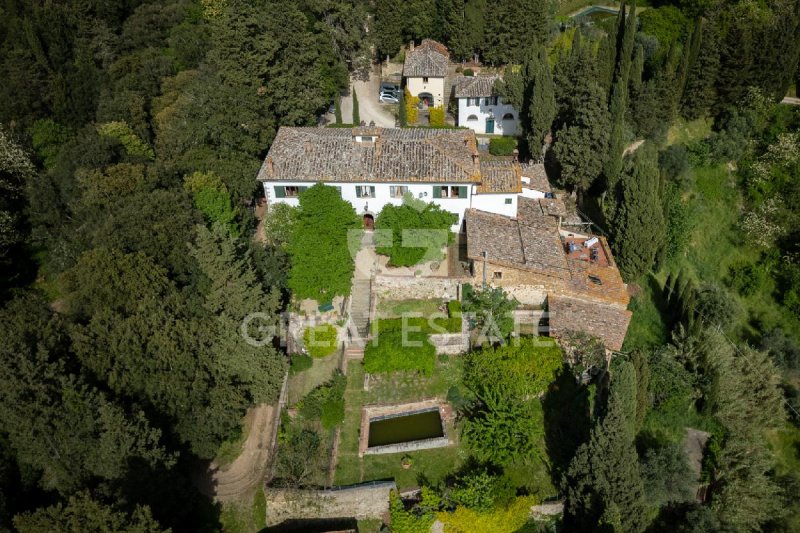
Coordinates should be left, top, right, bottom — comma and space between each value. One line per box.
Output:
258, 126, 549, 230
257, 125, 631, 349
403, 39, 449, 108
454, 75, 518, 136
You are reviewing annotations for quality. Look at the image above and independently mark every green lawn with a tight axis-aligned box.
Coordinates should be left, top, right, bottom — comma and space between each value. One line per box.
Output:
218, 488, 267, 533
623, 273, 670, 351
288, 351, 340, 406
377, 298, 448, 318
364, 354, 464, 405
335, 360, 464, 490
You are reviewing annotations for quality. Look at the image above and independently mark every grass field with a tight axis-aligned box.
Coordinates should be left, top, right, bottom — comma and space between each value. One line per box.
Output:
218, 488, 267, 533
287, 350, 340, 405
335, 361, 463, 490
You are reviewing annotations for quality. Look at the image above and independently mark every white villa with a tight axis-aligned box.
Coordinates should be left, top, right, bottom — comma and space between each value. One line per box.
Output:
257, 127, 550, 230
454, 75, 518, 135
403, 39, 449, 108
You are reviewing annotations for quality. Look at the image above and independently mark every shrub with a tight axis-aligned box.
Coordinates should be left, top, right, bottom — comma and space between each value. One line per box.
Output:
462, 68, 474, 77
488, 137, 517, 156
405, 88, 419, 124
429, 106, 445, 127
289, 353, 313, 374
364, 319, 436, 375
298, 372, 346, 429
726, 262, 765, 297
303, 324, 339, 358
659, 144, 690, 181
436, 496, 537, 533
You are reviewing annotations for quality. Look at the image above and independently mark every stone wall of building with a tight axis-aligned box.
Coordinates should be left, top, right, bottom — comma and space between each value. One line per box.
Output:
373, 275, 461, 301
265, 481, 396, 526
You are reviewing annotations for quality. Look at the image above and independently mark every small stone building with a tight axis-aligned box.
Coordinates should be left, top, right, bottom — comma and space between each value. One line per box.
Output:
403, 39, 449, 107
464, 196, 632, 351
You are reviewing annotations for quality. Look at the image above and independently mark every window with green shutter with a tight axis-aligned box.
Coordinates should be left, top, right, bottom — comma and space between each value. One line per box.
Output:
274, 186, 286, 198
457, 186, 468, 198
432, 186, 442, 199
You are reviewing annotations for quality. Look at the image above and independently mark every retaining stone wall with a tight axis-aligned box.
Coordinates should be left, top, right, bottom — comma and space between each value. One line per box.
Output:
265, 481, 396, 526
373, 275, 460, 301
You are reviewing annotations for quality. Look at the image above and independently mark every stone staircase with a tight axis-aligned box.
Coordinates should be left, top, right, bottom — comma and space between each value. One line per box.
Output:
346, 278, 372, 360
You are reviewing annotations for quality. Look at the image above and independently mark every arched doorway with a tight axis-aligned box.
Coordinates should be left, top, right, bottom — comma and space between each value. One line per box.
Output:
419, 92, 433, 107
363, 213, 375, 230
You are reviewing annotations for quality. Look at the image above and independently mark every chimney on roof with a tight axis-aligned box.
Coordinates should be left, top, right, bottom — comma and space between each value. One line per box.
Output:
304, 141, 312, 153
472, 154, 479, 166
512, 149, 519, 162
409, 40, 415, 52
267, 157, 273, 175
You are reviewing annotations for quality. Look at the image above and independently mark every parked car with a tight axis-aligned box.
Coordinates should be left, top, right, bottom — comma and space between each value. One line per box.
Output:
379, 92, 399, 104
380, 82, 400, 94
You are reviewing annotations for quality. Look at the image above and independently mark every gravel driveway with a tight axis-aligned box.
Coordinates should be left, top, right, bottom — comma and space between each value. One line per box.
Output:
340, 64, 397, 127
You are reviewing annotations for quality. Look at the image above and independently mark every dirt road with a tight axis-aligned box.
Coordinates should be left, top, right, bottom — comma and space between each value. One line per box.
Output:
202, 403, 279, 503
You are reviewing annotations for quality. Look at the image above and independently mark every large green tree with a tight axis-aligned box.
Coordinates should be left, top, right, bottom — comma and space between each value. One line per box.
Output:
0, 293, 170, 495
190, 223, 287, 404
287, 184, 361, 302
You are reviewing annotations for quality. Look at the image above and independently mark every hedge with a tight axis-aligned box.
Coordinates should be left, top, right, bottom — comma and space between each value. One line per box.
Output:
488, 137, 517, 156
303, 324, 339, 358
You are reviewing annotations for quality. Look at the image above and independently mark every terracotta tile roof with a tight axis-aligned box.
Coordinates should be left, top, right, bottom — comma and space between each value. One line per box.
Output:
477, 161, 522, 193
465, 209, 527, 264
521, 163, 551, 193
454, 75, 500, 98
403, 39, 449, 78
258, 127, 481, 184
465, 206, 571, 280
466, 198, 630, 306
548, 294, 633, 351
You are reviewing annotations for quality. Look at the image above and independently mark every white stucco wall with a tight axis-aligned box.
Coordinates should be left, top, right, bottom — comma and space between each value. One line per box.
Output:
262, 181, 471, 231
406, 77, 445, 107
457, 98, 518, 136
520, 187, 547, 199
469, 192, 517, 217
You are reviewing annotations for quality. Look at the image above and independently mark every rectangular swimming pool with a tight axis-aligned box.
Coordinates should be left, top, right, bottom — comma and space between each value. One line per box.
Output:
367, 409, 444, 448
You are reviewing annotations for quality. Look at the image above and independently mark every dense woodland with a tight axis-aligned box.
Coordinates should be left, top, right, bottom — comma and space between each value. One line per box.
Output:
1, 0, 800, 531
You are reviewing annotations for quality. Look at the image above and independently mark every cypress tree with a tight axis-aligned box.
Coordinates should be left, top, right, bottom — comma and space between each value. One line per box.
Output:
629, 44, 644, 99
604, 80, 627, 190
564, 359, 647, 532
604, 2, 636, 190
610, 145, 665, 280
398, 89, 407, 127
528, 45, 557, 157
352, 88, 360, 125
681, 18, 720, 120
334, 96, 342, 124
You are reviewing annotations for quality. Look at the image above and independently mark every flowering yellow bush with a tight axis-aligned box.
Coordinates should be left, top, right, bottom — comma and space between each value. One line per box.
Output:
405, 88, 419, 124
429, 106, 445, 127
437, 496, 537, 533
